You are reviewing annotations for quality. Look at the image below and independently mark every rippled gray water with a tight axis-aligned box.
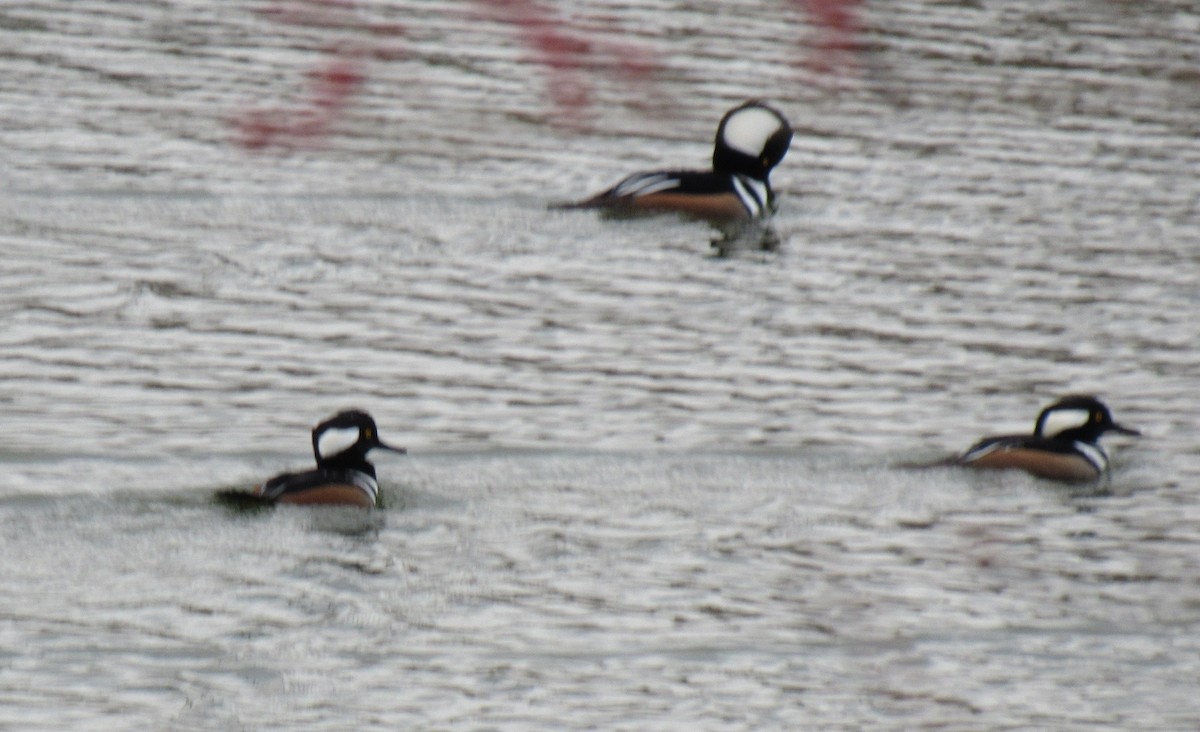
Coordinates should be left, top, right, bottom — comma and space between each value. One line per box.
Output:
2, 1, 1200, 729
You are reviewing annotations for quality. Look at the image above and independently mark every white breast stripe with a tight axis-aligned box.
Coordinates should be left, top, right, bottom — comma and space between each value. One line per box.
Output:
317, 426, 360, 459
1073, 441, 1109, 473
349, 471, 379, 503
614, 173, 680, 198
731, 175, 767, 216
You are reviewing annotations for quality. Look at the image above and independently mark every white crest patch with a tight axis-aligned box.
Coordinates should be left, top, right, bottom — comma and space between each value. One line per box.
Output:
1038, 408, 1090, 438
722, 107, 783, 157
317, 425, 361, 459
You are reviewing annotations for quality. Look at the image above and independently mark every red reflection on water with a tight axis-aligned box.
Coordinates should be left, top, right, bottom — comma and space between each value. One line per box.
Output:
233, 0, 862, 150
232, 1, 404, 150
791, 0, 863, 76
232, 57, 370, 150
473, 0, 661, 122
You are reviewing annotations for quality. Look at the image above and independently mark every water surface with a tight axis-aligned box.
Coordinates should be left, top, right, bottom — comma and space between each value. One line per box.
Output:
2, 1, 1199, 729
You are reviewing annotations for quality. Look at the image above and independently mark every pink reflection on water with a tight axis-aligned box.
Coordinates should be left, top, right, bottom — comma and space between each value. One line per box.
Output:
232, 0, 405, 150
232, 0, 863, 150
791, 0, 863, 77
473, 0, 661, 124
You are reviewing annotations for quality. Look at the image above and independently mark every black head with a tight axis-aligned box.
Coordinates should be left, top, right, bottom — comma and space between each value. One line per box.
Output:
1033, 395, 1140, 444
311, 409, 406, 474
711, 100, 793, 180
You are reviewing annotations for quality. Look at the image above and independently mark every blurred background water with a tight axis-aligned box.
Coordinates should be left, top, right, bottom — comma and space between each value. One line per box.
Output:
1, 1, 1199, 729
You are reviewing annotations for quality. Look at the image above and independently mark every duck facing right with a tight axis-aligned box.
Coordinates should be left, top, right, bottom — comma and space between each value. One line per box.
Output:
958, 395, 1140, 483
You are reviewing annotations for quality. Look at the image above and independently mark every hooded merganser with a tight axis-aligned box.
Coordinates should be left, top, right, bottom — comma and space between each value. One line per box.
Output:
958, 395, 1140, 483
558, 100, 793, 221
253, 409, 406, 508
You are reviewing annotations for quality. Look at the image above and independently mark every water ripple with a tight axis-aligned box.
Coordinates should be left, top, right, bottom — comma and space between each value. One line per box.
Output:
1, 1, 1199, 729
